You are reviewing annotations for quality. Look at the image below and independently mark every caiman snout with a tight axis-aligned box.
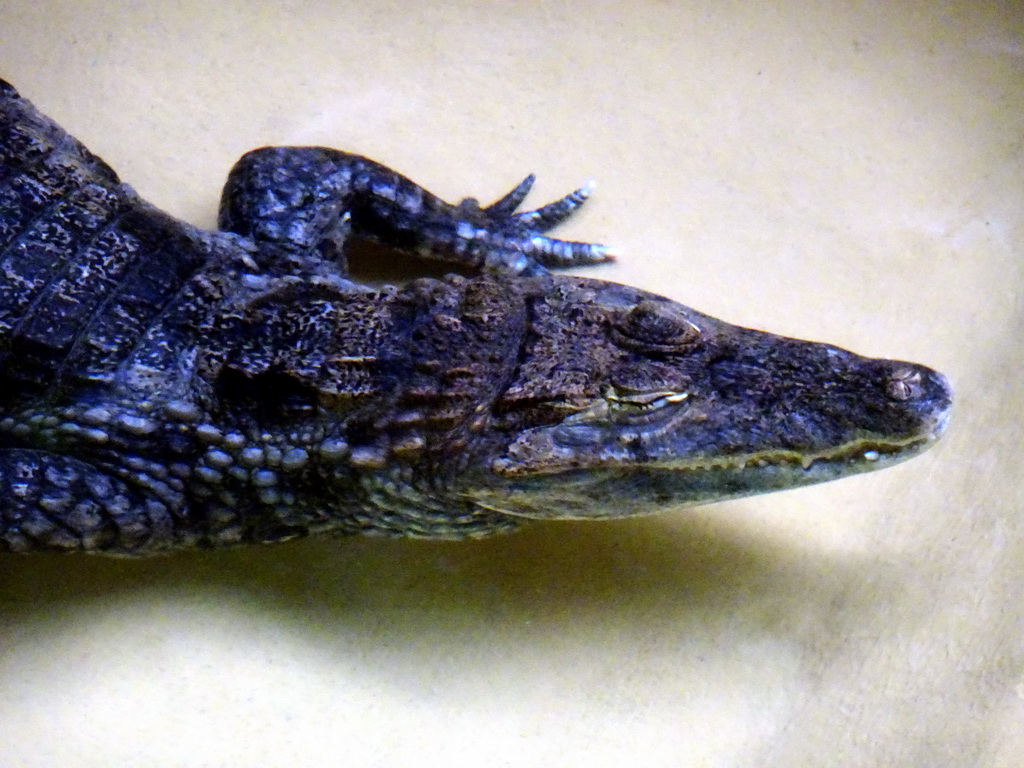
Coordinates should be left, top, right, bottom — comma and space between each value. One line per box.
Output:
882, 363, 953, 438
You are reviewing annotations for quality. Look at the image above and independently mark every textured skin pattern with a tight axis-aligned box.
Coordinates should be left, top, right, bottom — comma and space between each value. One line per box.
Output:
0, 80, 952, 555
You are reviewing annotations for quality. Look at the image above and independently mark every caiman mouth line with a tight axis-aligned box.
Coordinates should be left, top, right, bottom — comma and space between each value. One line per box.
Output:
477, 432, 945, 521
658, 435, 936, 476
493, 433, 937, 479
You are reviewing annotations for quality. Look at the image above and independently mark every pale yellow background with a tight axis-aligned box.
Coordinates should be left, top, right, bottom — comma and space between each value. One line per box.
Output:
1, 2, 1021, 767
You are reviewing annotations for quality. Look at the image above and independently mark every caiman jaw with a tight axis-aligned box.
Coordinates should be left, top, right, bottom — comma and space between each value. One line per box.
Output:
479, 334, 952, 520
494, 366, 950, 475
654, 431, 945, 484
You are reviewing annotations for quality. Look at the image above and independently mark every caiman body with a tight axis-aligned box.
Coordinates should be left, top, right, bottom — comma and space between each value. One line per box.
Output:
0, 80, 951, 555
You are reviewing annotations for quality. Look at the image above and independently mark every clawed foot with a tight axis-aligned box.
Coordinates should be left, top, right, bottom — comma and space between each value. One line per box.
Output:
454, 174, 618, 275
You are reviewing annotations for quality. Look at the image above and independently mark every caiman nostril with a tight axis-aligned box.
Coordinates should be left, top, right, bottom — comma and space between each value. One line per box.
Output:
886, 367, 924, 401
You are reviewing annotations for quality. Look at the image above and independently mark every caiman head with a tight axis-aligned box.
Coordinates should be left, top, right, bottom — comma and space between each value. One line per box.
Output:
461, 274, 952, 520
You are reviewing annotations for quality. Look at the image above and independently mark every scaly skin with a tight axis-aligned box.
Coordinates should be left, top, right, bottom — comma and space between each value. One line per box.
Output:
0, 80, 951, 555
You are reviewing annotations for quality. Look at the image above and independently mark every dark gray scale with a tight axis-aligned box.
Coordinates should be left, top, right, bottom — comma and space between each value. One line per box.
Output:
378, 275, 529, 466
0, 85, 219, 393
57, 206, 220, 385
0, 182, 124, 336
205, 282, 402, 419
0, 119, 56, 179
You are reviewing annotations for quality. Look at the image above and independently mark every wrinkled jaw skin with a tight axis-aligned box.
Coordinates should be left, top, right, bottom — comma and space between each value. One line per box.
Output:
467, 276, 952, 520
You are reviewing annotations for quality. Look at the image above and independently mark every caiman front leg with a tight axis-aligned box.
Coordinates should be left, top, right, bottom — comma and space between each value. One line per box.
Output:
218, 146, 615, 277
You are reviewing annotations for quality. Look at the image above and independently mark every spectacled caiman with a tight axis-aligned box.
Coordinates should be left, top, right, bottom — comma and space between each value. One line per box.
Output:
0, 79, 951, 554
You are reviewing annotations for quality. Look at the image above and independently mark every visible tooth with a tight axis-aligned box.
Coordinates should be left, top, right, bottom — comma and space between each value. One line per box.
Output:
801, 455, 815, 470
864, 450, 880, 462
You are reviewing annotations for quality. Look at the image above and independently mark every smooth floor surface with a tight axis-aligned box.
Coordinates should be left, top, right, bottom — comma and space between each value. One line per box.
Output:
1, 3, 1022, 767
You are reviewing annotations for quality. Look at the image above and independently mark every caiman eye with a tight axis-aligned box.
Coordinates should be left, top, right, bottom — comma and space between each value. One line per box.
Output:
613, 300, 701, 353
604, 385, 689, 413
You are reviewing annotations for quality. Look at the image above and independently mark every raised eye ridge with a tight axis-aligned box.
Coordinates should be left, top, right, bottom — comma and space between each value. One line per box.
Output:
613, 300, 700, 352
